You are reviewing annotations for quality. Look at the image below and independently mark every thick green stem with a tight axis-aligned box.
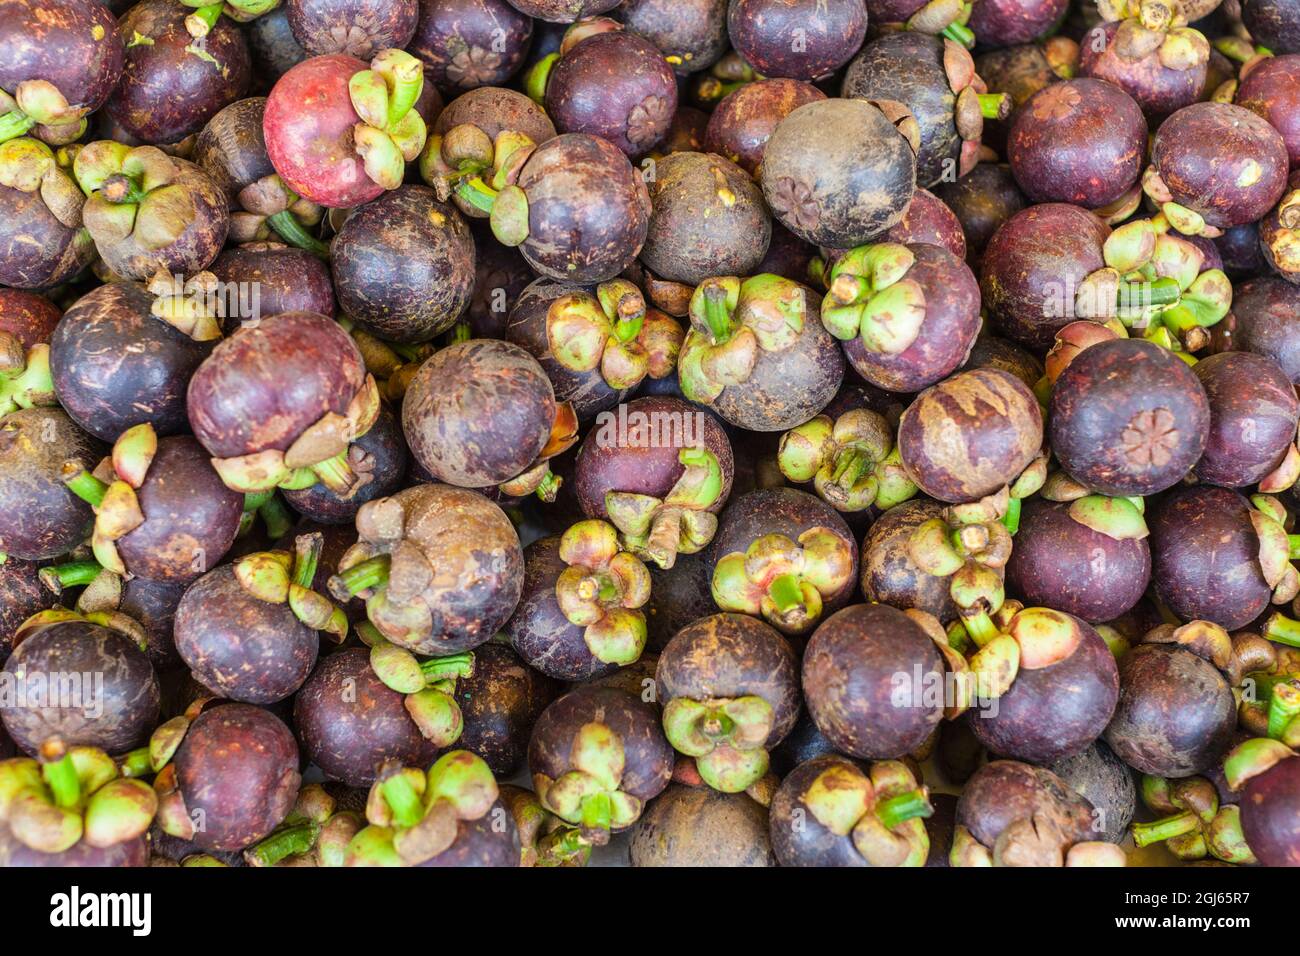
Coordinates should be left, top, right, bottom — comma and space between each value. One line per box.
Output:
941, 21, 976, 46
1132, 810, 1201, 847
63, 467, 108, 508
963, 610, 1000, 648
1002, 497, 1022, 536
0, 110, 35, 143
875, 790, 932, 830
612, 313, 644, 344
767, 574, 805, 615
1117, 276, 1182, 310
40, 561, 102, 590
246, 821, 321, 866
830, 448, 871, 492
1266, 613, 1300, 648
534, 470, 561, 502
1288, 534, 1300, 561
978, 92, 1009, 119
267, 210, 329, 259
334, 554, 391, 597
188, 3, 223, 32
258, 494, 293, 541
43, 752, 81, 809
293, 535, 322, 589
419, 651, 474, 684
381, 773, 424, 829
1267, 683, 1300, 741
117, 746, 152, 779
454, 177, 498, 214
700, 284, 735, 343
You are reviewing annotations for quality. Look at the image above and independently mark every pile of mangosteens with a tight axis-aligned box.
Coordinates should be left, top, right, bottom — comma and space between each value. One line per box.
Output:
4, 0, 1300, 878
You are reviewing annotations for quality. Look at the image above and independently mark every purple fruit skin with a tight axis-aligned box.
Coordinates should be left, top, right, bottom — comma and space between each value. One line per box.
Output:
727, 0, 868, 81
1240, 757, 1300, 866
1193, 351, 1299, 487
1231, 277, 1300, 383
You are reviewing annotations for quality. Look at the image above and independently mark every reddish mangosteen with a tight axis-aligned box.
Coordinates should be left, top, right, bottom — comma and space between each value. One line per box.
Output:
823, 241, 981, 394
1193, 351, 1300, 488
1078, 19, 1208, 120
192, 97, 328, 256
51, 280, 217, 441
842, 33, 1010, 189
761, 98, 918, 249
423, 129, 650, 283
330, 186, 475, 344
898, 367, 1043, 504
505, 277, 682, 422
454, 642, 561, 777
573, 395, 734, 568
874, 189, 967, 260
0, 617, 160, 755
0, 741, 156, 868
1225, 738, 1300, 866
155, 703, 301, 852
802, 603, 945, 758
1240, 0, 1300, 55
294, 647, 440, 787
0, 407, 102, 561
1104, 626, 1238, 777
536, 24, 678, 157
769, 755, 934, 867
727, 0, 867, 81
329, 484, 524, 655
966, 0, 1068, 48
61, 427, 244, 585
209, 243, 336, 322
701, 78, 824, 176
187, 311, 381, 500
1008, 78, 1146, 210
641, 152, 771, 286
629, 783, 773, 867
528, 685, 673, 846
1149, 486, 1287, 631
1145, 102, 1289, 236
1049, 338, 1209, 497
1237, 55, 1300, 169
282, 405, 408, 524
1259, 172, 1300, 284
962, 606, 1120, 766
861, 499, 960, 624
264, 49, 429, 208
409, 0, 534, 89
506, 0, 620, 21
1231, 277, 1300, 382
0, 0, 124, 144
402, 339, 577, 498
617, 0, 728, 75
0, 138, 93, 289
951, 760, 1101, 866
0, 288, 58, 418
173, 533, 352, 703
1005, 495, 1151, 623
343, 750, 519, 867
678, 274, 843, 431
505, 520, 653, 681
656, 613, 800, 792
979, 202, 1110, 349
933, 162, 1026, 270
285, 0, 419, 57
107, 0, 251, 144
72, 143, 229, 281
707, 487, 857, 637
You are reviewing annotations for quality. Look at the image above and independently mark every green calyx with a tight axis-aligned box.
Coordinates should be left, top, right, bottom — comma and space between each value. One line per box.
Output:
546, 279, 661, 390
802, 760, 932, 866
0, 81, 86, 144
711, 527, 853, 635
1067, 494, 1149, 540
555, 519, 650, 666
603, 447, 724, 569
534, 722, 642, 844
0, 137, 84, 235
419, 125, 535, 245
180, 0, 279, 24
61, 424, 162, 577
0, 332, 54, 417
1134, 774, 1254, 864
367, 638, 473, 747
234, 533, 348, 640
349, 752, 499, 866
821, 243, 927, 354
908, 492, 1014, 621
679, 274, 804, 404
662, 695, 774, 792
348, 50, 427, 191
74, 142, 198, 252
777, 409, 916, 512
0, 742, 157, 855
